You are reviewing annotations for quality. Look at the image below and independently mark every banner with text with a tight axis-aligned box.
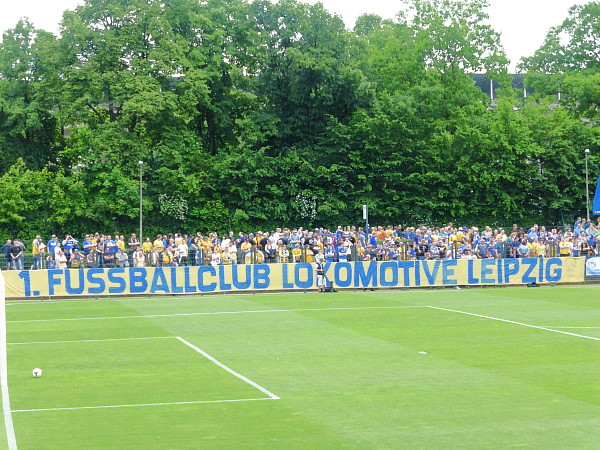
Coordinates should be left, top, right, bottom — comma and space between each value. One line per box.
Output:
2, 257, 586, 299
585, 257, 600, 277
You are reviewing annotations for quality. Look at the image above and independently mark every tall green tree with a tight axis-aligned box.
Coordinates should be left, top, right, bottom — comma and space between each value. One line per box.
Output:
0, 20, 61, 170
55, 0, 213, 232
345, 0, 512, 225
0, 0, 596, 237
249, 0, 368, 153
520, 2, 600, 122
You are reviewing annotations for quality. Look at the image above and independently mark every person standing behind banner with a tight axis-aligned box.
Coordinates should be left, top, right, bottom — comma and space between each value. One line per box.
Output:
10, 240, 23, 270
153, 234, 165, 266
106, 235, 119, 262
1, 240, 13, 270
133, 248, 145, 267
56, 249, 68, 269
31, 235, 45, 269
116, 248, 129, 268
336, 241, 348, 262
315, 258, 326, 293
142, 237, 153, 266
324, 244, 335, 263
178, 239, 188, 266
559, 237, 573, 257
264, 240, 276, 264
128, 233, 139, 253
70, 249, 84, 268
62, 234, 77, 262
96, 236, 105, 268
276, 240, 288, 263
81, 234, 96, 267
517, 239, 530, 258
47, 235, 59, 256
314, 247, 324, 261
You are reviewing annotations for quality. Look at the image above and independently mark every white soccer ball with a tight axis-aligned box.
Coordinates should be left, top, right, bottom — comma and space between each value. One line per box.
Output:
32, 368, 42, 378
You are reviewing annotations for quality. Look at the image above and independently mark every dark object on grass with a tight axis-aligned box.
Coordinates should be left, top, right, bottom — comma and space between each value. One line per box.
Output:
325, 277, 337, 293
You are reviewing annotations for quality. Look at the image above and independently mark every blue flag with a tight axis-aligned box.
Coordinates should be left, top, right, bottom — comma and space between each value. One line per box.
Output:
593, 176, 600, 216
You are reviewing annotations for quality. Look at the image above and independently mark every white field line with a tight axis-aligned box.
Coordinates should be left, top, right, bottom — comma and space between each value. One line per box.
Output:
6, 284, 600, 306
11, 397, 276, 413
175, 337, 279, 400
5, 292, 305, 305
7, 305, 424, 324
7, 336, 175, 345
426, 306, 600, 341
6, 296, 197, 305
1, 383, 17, 449
6, 295, 238, 305
5, 288, 446, 306
10, 336, 280, 412
0, 269, 18, 450
540, 327, 600, 329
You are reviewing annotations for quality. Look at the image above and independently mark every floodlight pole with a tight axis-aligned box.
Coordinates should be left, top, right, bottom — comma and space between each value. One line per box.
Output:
585, 149, 590, 222
139, 161, 144, 245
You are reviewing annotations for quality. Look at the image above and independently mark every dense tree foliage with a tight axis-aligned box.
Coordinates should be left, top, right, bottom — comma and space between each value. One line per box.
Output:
0, 0, 597, 238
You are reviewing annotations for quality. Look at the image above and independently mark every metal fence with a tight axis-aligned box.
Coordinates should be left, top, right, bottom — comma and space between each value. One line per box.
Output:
0, 239, 582, 271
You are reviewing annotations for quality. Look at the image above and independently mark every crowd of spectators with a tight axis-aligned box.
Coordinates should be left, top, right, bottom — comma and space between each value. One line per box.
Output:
2, 217, 600, 271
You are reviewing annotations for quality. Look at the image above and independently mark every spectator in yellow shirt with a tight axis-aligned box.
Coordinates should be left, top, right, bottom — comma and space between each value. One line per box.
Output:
153, 235, 165, 266
292, 245, 302, 263
558, 238, 573, 257
31, 235, 45, 270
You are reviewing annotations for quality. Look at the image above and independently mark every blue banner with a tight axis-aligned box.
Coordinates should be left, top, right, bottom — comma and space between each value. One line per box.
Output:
593, 175, 600, 216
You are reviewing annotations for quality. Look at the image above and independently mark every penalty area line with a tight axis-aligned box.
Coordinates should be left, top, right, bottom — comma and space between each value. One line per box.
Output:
426, 306, 600, 341
11, 397, 278, 413
176, 336, 280, 400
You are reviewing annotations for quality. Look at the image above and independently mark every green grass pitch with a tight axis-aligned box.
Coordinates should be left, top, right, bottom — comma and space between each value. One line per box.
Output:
2, 286, 600, 448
